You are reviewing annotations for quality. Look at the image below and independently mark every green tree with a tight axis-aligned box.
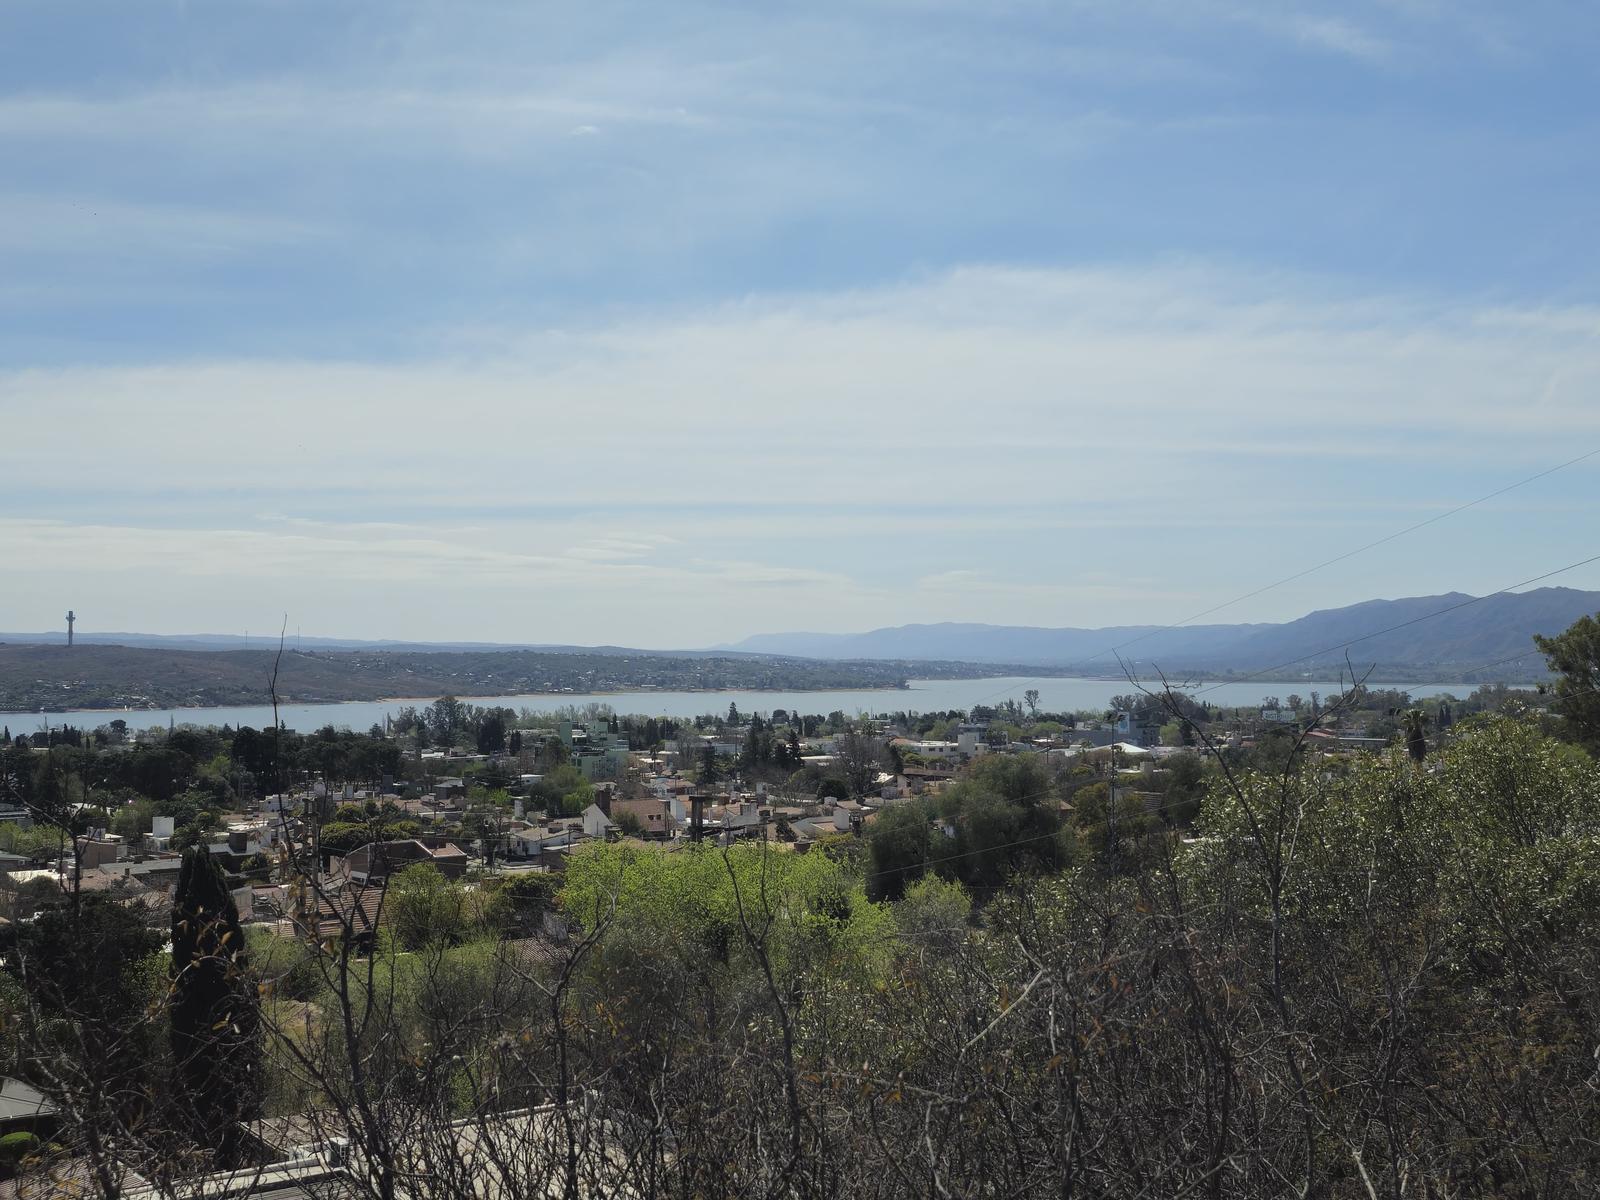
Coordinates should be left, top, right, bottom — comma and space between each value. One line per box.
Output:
1535, 612, 1600, 751
476, 713, 507, 755
835, 722, 884, 798
866, 802, 933, 901
491, 871, 559, 934
426, 695, 466, 746
3, 893, 163, 1099
1401, 708, 1429, 763
529, 765, 593, 817
386, 863, 469, 951
170, 846, 260, 1164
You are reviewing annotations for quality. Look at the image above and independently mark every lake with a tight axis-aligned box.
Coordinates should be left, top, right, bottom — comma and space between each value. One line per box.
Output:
4, 675, 1484, 734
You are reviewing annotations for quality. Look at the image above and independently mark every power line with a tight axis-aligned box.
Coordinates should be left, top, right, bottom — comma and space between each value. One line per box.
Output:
1188, 552, 1600, 698
1095, 446, 1600, 667
967, 447, 1600, 708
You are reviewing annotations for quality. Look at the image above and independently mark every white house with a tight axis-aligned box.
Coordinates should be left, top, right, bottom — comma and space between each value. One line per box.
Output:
581, 803, 617, 840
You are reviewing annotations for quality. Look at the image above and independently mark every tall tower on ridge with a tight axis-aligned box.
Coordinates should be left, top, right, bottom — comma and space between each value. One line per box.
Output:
66, 610, 75, 647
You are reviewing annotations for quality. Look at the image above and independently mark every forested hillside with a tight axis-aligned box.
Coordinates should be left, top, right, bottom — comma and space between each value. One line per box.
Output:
0, 643, 956, 712
729, 586, 1600, 674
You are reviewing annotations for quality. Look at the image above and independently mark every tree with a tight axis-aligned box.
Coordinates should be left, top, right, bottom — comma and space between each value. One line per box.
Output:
476, 713, 508, 755
1023, 689, 1041, 721
5, 892, 161, 1071
699, 744, 720, 784
529, 765, 593, 817
426, 695, 466, 746
866, 803, 933, 901
835, 723, 884, 798
538, 736, 570, 769
465, 797, 510, 867
816, 775, 849, 801
386, 863, 469, 951
1535, 612, 1600, 751
170, 846, 260, 1165
491, 871, 559, 934
1401, 708, 1428, 763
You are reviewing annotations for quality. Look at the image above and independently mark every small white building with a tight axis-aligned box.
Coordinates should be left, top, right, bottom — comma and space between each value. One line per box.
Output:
580, 804, 617, 840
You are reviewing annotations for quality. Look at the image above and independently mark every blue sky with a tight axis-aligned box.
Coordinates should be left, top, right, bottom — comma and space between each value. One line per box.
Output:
3, 0, 1599, 647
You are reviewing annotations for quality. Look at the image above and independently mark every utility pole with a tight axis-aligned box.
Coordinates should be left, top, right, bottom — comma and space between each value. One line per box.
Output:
1107, 737, 1119, 874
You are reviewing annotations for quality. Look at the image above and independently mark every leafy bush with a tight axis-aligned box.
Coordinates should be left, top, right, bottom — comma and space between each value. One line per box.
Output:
0, 1132, 41, 1173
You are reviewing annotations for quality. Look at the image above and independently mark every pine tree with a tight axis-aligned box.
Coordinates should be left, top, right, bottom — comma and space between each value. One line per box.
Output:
171, 846, 261, 1165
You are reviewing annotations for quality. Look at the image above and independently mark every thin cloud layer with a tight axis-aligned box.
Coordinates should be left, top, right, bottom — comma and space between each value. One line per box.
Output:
4, 264, 1599, 643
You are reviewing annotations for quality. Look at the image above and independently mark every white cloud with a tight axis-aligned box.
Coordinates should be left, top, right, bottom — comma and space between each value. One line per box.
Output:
6, 263, 1599, 641
0, 192, 327, 256
1285, 15, 1393, 61
6, 263, 1599, 502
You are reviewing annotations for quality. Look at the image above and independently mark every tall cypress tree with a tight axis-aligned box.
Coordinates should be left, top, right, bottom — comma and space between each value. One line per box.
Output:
171, 846, 261, 1166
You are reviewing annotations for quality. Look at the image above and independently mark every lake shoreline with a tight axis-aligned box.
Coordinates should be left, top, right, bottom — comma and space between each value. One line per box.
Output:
2, 676, 1503, 734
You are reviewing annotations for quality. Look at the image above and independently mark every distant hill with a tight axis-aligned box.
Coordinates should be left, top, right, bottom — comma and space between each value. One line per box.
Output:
0, 645, 983, 715
721, 587, 1600, 673
0, 630, 748, 657
725, 621, 1268, 665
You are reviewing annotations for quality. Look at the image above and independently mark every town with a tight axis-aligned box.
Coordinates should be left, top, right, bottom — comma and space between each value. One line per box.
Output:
0, 647, 1585, 1195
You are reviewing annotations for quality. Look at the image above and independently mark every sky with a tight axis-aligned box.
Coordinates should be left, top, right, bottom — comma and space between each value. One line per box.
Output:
3, 0, 1599, 648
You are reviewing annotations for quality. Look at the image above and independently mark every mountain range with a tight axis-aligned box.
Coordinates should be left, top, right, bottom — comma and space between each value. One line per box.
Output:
720, 587, 1600, 672
4, 588, 1592, 686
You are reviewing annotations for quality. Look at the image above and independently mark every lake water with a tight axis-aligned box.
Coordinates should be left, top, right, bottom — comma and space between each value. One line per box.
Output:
4, 676, 1482, 734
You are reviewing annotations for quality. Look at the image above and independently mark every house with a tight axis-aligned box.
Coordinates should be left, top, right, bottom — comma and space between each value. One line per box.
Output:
706, 801, 766, 841
506, 822, 590, 870
580, 803, 617, 840
0, 1077, 58, 1140
562, 720, 631, 781
207, 824, 269, 859
507, 821, 582, 857
333, 840, 469, 885
608, 796, 675, 840
318, 884, 384, 946
97, 855, 185, 893
791, 816, 837, 841
876, 773, 913, 802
